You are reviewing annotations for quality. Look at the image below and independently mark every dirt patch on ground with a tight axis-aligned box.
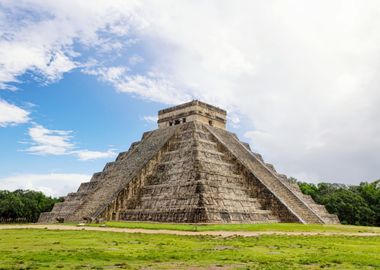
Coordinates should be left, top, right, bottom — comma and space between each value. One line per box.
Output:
0, 224, 379, 237
141, 263, 239, 270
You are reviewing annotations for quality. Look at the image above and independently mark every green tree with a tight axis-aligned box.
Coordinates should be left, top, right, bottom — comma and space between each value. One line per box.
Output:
320, 189, 375, 225
298, 182, 318, 200
0, 190, 62, 223
355, 181, 380, 225
297, 179, 380, 226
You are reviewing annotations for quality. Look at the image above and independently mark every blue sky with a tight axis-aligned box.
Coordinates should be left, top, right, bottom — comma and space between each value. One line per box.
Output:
1, 1, 380, 196
1, 71, 158, 173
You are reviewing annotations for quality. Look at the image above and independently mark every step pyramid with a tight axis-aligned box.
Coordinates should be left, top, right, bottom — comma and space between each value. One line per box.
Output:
39, 100, 339, 224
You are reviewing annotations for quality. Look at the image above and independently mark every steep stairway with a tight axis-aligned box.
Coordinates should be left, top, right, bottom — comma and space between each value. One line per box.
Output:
103, 122, 279, 223
206, 125, 339, 224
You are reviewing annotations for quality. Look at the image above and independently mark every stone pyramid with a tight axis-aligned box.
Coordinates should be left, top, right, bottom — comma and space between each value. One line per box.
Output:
39, 101, 339, 224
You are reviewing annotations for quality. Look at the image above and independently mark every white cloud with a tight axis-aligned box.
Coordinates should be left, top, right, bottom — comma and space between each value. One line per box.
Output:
227, 113, 241, 129
142, 115, 158, 123
0, 173, 90, 197
25, 124, 116, 161
0, 0, 142, 89
114, 73, 190, 104
83, 66, 128, 82
26, 124, 74, 155
0, 99, 30, 127
128, 54, 144, 66
75, 149, 117, 161
126, 1, 380, 184
2, 1, 380, 184
86, 66, 191, 104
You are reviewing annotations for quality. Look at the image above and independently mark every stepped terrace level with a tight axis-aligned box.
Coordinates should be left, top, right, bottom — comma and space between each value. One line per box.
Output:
157, 100, 227, 129
39, 100, 339, 224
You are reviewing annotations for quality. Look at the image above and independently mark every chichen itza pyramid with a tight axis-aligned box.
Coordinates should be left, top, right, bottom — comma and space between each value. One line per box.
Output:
39, 100, 339, 224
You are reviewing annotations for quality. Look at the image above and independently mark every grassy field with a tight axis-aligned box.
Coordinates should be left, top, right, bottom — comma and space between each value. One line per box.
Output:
86, 221, 380, 234
0, 228, 379, 269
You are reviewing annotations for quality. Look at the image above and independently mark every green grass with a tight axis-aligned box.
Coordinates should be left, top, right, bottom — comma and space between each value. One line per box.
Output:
0, 229, 379, 269
85, 221, 380, 233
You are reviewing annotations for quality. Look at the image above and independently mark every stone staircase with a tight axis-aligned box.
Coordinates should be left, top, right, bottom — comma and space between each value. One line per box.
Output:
279, 178, 340, 224
39, 120, 339, 224
106, 122, 279, 223
206, 125, 339, 224
39, 125, 178, 223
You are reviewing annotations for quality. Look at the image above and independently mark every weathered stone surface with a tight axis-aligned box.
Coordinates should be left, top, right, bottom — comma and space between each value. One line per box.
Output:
39, 100, 339, 224
39, 125, 178, 223
207, 125, 339, 224
158, 100, 227, 129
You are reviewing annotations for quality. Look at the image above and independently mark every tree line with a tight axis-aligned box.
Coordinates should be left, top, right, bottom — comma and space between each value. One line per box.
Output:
0, 180, 379, 226
297, 180, 380, 226
0, 190, 62, 223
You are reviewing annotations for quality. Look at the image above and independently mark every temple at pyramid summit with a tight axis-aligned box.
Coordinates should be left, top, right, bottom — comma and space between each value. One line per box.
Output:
39, 100, 339, 224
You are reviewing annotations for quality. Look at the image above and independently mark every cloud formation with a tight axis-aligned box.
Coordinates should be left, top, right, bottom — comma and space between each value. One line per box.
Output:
0, 173, 90, 197
1, 1, 380, 183
26, 124, 74, 155
25, 124, 116, 161
142, 115, 158, 123
75, 150, 116, 161
0, 99, 30, 127
0, 0, 141, 89
141, 1, 380, 183
84, 67, 191, 104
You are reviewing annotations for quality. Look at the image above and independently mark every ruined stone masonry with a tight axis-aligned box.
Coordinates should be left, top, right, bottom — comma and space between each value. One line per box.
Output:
39, 100, 339, 224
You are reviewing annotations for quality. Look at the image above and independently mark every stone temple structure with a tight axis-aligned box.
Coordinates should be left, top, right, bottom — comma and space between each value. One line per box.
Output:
39, 100, 339, 224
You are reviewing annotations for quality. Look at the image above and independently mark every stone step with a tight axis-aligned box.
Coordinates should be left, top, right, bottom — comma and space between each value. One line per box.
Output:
146, 175, 246, 187
157, 169, 243, 179
208, 126, 334, 224
168, 138, 218, 151
118, 210, 209, 223
175, 128, 213, 140
155, 159, 237, 175
103, 161, 116, 172
159, 158, 234, 168
50, 201, 83, 215
142, 181, 254, 193
311, 204, 329, 212
117, 209, 279, 223
50, 202, 64, 213
115, 151, 129, 162
114, 141, 141, 163
66, 126, 179, 222
207, 213, 280, 223
77, 181, 100, 193
162, 148, 225, 161
139, 192, 260, 204
120, 208, 271, 214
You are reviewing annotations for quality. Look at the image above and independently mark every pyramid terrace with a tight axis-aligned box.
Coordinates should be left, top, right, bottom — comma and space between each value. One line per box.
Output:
39, 101, 339, 224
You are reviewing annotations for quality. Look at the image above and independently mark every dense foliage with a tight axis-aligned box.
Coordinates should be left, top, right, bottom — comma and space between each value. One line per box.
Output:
0, 190, 62, 223
298, 180, 380, 226
1, 180, 379, 226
